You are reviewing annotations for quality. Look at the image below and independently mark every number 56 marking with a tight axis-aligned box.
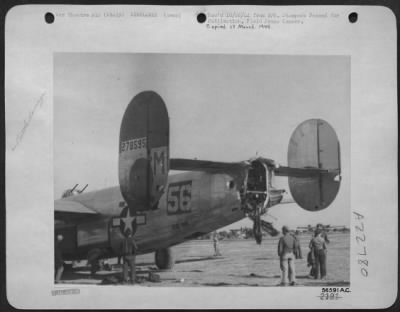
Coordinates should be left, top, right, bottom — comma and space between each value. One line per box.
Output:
167, 181, 192, 215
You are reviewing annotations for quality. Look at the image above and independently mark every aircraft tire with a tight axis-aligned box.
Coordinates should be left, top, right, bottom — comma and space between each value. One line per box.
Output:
253, 222, 262, 244
155, 248, 174, 270
63, 262, 73, 271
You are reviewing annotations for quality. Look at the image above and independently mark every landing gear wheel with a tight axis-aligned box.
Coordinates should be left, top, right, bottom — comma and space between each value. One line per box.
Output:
63, 262, 73, 272
253, 205, 263, 244
253, 222, 262, 244
155, 248, 174, 270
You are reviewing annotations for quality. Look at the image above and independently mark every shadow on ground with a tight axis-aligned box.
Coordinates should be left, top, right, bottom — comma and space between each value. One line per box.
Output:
136, 256, 218, 267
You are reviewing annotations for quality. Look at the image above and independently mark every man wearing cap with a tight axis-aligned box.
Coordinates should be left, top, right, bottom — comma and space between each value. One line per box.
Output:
54, 234, 64, 283
277, 226, 298, 286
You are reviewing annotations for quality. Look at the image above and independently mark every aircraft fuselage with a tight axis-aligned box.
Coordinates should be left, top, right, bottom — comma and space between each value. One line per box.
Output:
56, 171, 246, 260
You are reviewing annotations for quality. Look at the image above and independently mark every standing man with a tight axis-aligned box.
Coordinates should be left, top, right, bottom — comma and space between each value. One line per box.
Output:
309, 231, 327, 279
315, 223, 330, 244
277, 226, 298, 286
291, 231, 302, 260
212, 231, 221, 256
87, 248, 102, 278
54, 234, 64, 283
121, 229, 138, 284
309, 223, 329, 279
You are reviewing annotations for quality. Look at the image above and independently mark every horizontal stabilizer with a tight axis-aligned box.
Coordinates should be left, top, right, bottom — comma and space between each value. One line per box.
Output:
274, 166, 339, 177
170, 158, 250, 173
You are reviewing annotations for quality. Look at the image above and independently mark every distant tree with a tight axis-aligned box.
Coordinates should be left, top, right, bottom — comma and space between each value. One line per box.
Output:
243, 227, 254, 239
219, 231, 228, 239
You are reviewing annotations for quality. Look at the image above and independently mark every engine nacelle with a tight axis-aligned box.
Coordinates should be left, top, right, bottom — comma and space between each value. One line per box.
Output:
119, 91, 169, 211
288, 119, 341, 211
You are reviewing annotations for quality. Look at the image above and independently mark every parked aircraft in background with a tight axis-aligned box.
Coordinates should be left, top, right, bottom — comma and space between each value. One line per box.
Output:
297, 225, 349, 233
55, 91, 341, 269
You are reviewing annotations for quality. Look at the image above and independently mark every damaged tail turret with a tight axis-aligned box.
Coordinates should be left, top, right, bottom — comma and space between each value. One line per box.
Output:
241, 119, 341, 243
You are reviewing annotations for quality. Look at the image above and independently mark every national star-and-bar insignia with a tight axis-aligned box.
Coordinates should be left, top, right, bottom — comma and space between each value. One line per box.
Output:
112, 206, 146, 237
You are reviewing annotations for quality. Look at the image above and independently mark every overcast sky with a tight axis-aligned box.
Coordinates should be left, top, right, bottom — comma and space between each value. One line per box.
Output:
54, 53, 350, 229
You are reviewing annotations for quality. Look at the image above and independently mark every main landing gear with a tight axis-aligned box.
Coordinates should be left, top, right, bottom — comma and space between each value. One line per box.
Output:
155, 247, 175, 270
241, 159, 280, 243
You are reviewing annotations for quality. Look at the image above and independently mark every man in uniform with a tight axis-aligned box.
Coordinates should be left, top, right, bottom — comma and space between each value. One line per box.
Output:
87, 248, 102, 278
121, 229, 138, 284
315, 223, 330, 243
309, 224, 329, 279
54, 234, 64, 283
277, 226, 299, 286
212, 231, 221, 256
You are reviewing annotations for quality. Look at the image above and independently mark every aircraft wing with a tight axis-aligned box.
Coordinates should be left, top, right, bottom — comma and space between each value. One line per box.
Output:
55, 199, 98, 215
170, 158, 251, 173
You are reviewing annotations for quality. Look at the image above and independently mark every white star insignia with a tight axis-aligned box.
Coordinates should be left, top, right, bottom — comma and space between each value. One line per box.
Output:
121, 207, 136, 234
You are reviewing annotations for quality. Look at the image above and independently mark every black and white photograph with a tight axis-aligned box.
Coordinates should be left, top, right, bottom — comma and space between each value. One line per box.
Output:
53, 53, 350, 287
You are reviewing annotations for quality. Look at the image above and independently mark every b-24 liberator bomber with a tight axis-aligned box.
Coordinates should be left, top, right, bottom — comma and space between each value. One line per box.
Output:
55, 91, 341, 269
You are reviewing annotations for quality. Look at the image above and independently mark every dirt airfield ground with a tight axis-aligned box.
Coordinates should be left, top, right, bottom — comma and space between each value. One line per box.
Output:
60, 232, 350, 287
